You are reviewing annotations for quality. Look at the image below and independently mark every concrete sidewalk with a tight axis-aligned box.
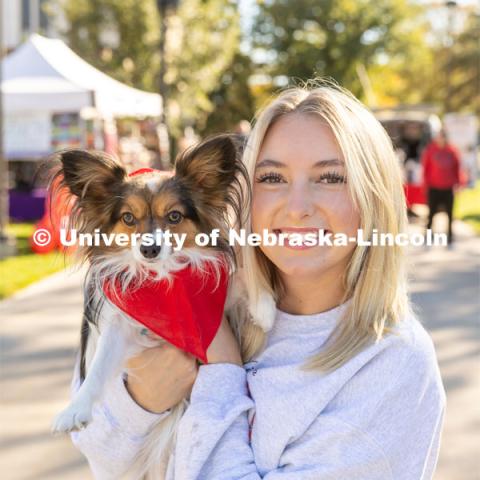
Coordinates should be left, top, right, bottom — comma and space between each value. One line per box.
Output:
1, 218, 479, 479
0, 266, 91, 480
407, 217, 480, 480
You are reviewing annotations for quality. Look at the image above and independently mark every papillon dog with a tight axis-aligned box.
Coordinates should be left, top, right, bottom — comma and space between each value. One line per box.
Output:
49, 134, 276, 479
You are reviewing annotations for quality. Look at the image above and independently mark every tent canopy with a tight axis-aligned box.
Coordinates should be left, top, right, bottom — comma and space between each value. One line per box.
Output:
1, 34, 162, 118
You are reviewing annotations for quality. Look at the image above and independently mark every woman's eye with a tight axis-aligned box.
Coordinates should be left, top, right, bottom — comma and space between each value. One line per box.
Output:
167, 210, 183, 224
122, 212, 136, 226
317, 172, 347, 184
256, 172, 285, 184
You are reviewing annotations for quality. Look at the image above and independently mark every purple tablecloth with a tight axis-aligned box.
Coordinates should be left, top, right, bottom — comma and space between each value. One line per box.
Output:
9, 189, 47, 222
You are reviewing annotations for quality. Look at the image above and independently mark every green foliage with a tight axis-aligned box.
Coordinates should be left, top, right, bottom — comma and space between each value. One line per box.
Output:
55, 0, 478, 136
252, 0, 431, 101
62, 0, 160, 91
425, 12, 480, 116
455, 180, 480, 234
60, 0, 243, 137
166, 0, 242, 135
202, 52, 256, 135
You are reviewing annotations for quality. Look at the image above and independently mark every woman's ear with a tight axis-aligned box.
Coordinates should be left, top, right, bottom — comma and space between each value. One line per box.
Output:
58, 150, 127, 200
174, 134, 242, 194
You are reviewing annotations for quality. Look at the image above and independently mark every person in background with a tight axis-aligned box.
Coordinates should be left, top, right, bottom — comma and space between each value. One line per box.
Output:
422, 129, 461, 244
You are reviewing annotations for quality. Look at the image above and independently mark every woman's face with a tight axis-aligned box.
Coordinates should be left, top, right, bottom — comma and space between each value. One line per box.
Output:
252, 113, 360, 283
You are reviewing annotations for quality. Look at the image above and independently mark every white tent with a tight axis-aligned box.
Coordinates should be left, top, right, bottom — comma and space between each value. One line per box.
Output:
1, 34, 162, 118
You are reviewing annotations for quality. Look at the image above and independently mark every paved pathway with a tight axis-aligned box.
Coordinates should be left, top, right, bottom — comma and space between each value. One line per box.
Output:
0, 266, 91, 480
407, 215, 480, 480
1, 215, 479, 479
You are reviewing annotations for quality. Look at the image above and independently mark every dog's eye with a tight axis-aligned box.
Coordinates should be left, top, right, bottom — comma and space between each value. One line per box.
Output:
122, 212, 136, 226
167, 210, 183, 224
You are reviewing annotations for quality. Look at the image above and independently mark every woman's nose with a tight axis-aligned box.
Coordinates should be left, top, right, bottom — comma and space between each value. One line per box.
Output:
285, 184, 314, 220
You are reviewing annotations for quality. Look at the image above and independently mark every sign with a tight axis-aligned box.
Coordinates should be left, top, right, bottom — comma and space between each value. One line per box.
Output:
4, 112, 51, 159
51, 113, 82, 151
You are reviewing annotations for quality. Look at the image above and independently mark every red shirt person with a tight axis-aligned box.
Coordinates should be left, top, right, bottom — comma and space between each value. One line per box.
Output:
421, 130, 461, 244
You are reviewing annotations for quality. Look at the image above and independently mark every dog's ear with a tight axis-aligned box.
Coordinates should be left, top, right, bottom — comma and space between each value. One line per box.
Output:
175, 134, 250, 227
58, 150, 127, 200
175, 134, 243, 195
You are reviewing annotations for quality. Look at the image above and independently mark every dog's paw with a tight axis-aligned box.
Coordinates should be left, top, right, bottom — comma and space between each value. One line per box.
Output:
51, 401, 93, 434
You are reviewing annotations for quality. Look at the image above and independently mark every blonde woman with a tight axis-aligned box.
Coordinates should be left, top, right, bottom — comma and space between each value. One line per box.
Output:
71, 84, 446, 479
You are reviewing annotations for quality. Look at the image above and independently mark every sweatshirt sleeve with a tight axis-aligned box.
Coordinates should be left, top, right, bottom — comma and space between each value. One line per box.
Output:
173, 363, 258, 480
68, 355, 171, 479
174, 344, 446, 480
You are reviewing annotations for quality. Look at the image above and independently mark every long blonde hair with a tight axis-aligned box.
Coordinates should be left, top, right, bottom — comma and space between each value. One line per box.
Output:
239, 81, 410, 372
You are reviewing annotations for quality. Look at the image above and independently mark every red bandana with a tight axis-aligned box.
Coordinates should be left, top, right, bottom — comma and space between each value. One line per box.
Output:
103, 262, 229, 363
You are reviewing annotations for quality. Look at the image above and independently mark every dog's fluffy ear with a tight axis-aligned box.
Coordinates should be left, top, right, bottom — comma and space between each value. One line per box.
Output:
175, 134, 242, 194
58, 150, 127, 200
174, 135, 249, 225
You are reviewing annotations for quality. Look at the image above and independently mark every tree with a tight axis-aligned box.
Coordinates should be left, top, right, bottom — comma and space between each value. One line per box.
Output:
252, 0, 432, 103
428, 11, 480, 116
202, 52, 256, 135
61, 0, 160, 91
165, 0, 241, 136
58, 0, 242, 138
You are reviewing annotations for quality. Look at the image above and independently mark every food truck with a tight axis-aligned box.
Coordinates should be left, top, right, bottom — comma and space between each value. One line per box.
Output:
374, 107, 442, 208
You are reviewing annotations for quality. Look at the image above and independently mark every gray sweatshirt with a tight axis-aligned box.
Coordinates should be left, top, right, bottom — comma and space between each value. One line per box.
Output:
71, 303, 446, 479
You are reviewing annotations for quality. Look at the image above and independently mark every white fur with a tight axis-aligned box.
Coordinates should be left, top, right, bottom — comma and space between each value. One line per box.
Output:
146, 178, 160, 193
248, 290, 277, 331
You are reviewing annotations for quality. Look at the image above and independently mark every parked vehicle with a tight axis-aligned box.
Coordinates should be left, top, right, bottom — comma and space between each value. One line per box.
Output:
374, 107, 442, 208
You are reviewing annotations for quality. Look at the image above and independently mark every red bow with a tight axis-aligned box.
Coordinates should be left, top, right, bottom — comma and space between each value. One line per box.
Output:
128, 168, 159, 177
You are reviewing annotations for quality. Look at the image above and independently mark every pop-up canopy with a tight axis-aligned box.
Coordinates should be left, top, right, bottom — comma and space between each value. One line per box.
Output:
1, 34, 162, 118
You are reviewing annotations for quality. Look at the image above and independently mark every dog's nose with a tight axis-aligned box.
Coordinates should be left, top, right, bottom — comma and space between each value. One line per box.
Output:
140, 244, 160, 259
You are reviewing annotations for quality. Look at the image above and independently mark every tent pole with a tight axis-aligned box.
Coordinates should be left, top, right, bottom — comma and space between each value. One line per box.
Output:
158, 1, 170, 169
157, 0, 180, 169
0, 0, 16, 259
0, 0, 12, 255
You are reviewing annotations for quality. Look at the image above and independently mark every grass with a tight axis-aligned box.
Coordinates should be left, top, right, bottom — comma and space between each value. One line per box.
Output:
454, 180, 480, 234
0, 223, 68, 299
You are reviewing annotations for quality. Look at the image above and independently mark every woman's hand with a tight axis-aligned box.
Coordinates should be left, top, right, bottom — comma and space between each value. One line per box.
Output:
125, 316, 242, 413
125, 343, 198, 413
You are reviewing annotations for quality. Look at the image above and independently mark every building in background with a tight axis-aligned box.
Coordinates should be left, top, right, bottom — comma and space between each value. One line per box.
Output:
2, 0, 64, 52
